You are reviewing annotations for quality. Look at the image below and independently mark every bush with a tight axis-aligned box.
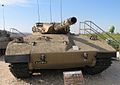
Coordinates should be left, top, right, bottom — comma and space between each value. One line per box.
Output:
107, 39, 119, 50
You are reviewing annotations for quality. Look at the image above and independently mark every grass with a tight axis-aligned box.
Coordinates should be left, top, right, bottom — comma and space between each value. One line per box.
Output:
110, 34, 120, 40
81, 33, 120, 50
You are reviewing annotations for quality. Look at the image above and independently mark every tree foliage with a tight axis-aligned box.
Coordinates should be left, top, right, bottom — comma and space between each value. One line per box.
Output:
109, 25, 115, 33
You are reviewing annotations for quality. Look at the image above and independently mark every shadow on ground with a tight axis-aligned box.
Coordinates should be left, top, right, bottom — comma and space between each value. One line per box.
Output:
19, 61, 120, 85
22, 70, 64, 85
0, 56, 4, 61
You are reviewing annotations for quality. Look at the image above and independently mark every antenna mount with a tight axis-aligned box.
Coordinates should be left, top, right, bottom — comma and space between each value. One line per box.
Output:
2, 4, 5, 30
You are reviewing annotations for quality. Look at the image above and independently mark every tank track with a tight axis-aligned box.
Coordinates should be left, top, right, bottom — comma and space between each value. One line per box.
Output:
84, 53, 112, 75
9, 63, 31, 78
0, 49, 5, 56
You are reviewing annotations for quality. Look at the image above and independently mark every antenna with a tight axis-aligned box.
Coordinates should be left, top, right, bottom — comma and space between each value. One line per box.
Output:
60, 0, 63, 24
2, 4, 5, 30
37, 0, 40, 22
50, 0, 52, 22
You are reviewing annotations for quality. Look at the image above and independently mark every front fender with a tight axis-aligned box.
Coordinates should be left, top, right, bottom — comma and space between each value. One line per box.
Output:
4, 54, 30, 63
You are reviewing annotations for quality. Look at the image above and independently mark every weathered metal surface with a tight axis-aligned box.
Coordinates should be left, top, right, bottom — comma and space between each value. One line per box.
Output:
4, 17, 117, 78
6, 34, 116, 55
30, 51, 96, 69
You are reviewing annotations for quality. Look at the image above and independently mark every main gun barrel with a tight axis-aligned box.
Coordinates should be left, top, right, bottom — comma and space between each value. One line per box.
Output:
54, 17, 77, 31
63, 17, 77, 26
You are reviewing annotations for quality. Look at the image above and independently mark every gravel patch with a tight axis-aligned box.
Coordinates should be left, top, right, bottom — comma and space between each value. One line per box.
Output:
0, 56, 120, 85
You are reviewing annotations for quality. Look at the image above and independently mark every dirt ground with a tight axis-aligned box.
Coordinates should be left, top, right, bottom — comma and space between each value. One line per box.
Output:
0, 56, 120, 85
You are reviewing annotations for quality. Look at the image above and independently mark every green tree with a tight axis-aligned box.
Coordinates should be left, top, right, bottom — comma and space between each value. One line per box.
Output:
109, 25, 115, 33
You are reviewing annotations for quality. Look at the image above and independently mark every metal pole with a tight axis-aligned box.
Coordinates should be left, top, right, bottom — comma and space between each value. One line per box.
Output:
84, 22, 85, 34
50, 0, 52, 22
79, 22, 81, 34
37, 0, 40, 22
60, 0, 63, 24
2, 4, 5, 30
90, 21, 92, 34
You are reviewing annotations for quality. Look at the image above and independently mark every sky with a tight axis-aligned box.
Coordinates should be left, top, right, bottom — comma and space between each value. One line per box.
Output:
0, 0, 120, 33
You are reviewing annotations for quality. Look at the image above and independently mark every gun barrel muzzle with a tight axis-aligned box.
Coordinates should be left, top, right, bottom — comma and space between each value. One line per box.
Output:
67, 17, 77, 25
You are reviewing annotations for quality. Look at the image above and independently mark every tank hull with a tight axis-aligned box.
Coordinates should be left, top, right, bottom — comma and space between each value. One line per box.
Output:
4, 34, 117, 78
30, 51, 96, 69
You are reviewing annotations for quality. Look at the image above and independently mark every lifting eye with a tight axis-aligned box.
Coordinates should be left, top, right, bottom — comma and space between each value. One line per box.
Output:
63, 41, 68, 45
40, 54, 47, 64
32, 42, 36, 46
35, 54, 47, 64
15, 37, 24, 43
83, 52, 88, 60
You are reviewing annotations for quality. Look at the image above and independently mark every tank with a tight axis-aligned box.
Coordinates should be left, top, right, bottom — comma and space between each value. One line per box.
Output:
0, 30, 12, 56
4, 17, 116, 78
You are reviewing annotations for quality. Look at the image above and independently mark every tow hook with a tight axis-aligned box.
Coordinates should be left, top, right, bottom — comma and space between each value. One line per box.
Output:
9, 64, 12, 67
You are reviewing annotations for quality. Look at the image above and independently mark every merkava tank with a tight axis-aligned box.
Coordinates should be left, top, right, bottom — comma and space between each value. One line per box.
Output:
0, 30, 12, 56
4, 17, 116, 78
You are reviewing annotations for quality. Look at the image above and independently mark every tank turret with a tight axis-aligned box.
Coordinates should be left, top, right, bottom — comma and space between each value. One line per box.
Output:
32, 17, 77, 34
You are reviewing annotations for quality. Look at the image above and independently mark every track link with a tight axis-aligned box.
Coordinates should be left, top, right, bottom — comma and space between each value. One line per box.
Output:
84, 53, 112, 75
9, 63, 31, 78
0, 49, 5, 56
